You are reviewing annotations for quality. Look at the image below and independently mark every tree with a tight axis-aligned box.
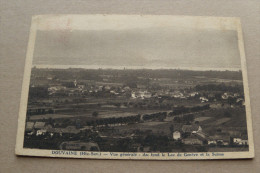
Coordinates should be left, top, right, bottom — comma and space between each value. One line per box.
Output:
48, 117, 54, 126
169, 124, 174, 133
183, 114, 195, 123
28, 86, 48, 98
224, 111, 232, 117
92, 111, 99, 117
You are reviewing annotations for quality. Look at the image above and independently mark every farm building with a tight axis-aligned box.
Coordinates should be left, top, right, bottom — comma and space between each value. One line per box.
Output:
182, 124, 202, 134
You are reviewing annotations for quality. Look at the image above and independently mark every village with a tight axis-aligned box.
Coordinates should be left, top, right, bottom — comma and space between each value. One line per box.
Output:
23, 68, 249, 152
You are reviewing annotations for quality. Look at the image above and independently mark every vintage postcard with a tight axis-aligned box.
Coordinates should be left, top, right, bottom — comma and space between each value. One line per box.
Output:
16, 15, 254, 159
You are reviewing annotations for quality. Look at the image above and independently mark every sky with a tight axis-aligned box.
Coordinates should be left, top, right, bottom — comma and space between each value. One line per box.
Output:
33, 27, 241, 70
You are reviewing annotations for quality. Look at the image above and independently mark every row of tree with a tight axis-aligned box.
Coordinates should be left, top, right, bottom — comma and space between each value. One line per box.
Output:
142, 112, 167, 121
86, 114, 141, 127
169, 104, 210, 116
195, 84, 243, 93
27, 108, 55, 116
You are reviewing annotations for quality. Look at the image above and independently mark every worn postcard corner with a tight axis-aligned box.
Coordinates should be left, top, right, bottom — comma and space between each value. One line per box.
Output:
16, 15, 254, 160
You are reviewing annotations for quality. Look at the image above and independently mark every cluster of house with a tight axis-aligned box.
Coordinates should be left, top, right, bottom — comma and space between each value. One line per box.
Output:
46, 81, 197, 100
200, 92, 244, 104
25, 120, 101, 151
222, 92, 245, 105
46, 81, 132, 97
25, 121, 82, 137
130, 90, 243, 104
172, 123, 205, 145
45, 78, 207, 101
131, 91, 152, 99
222, 92, 240, 100
48, 86, 67, 95
172, 123, 248, 146
43, 78, 246, 108
131, 90, 199, 100
199, 97, 209, 103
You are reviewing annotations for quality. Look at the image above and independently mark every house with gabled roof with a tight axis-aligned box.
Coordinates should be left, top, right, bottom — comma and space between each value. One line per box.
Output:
182, 124, 202, 134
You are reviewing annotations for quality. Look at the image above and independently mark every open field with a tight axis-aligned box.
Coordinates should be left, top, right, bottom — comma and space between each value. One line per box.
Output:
214, 118, 231, 125
29, 114, 75, 120
194, 117, 212, 122
114, 121, 171, 134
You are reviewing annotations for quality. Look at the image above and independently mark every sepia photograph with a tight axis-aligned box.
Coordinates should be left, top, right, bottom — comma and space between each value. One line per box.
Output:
15, 15, 254, 159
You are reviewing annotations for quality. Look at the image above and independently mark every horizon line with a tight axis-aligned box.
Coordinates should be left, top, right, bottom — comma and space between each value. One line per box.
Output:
32, 65, 242, 72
